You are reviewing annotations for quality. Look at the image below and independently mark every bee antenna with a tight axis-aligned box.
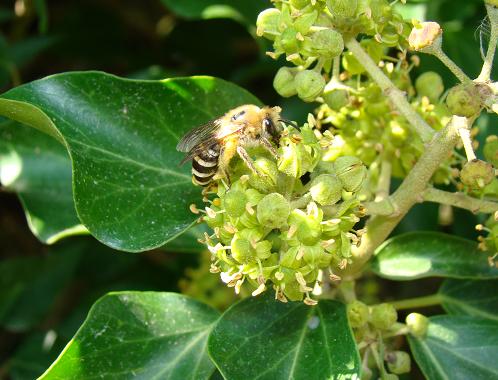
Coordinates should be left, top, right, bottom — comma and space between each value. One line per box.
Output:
279, 118, 300, 129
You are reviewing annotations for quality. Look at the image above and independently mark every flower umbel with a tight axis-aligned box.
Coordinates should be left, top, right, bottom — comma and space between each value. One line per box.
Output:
194, 119, 366, 304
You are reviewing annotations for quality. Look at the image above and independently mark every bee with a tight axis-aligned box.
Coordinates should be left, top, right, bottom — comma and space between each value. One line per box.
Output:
176, 104, 283, 186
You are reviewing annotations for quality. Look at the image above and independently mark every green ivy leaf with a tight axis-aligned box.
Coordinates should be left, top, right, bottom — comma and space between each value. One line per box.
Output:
40, 292, 220, 380
0, 120, 86, 243
408, 316, 498, 380
371, 232, 498, 280
439, 279, 498, 321
0, 72, 259, 252
208, 294, 360, 380
160, 0, 269, 26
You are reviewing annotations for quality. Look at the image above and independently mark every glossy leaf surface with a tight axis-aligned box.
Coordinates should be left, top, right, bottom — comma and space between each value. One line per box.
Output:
0, 120, 85, 243
40, 292, 220, 380
408, 316, 498, 380
440, 279, 498, 321
0, 72, 259, 251
208, 294, 360, 380
371, 232, 498, 280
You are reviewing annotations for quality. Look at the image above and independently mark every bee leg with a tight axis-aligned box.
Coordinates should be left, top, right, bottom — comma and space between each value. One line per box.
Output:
237, 146, 265, 177
261, 137, 278, 158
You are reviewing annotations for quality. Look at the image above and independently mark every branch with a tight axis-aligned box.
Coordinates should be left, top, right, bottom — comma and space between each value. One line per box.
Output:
342, 116, 468, 277
345, 38, 435, 143
424, 187, 498, 214
477, 4, 498, 82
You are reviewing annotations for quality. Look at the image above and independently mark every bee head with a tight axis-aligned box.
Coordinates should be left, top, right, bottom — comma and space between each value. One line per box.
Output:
263, 106, 282, 140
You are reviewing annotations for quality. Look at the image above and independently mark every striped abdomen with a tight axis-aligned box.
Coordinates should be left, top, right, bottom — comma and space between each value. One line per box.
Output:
192, 145, 220, 186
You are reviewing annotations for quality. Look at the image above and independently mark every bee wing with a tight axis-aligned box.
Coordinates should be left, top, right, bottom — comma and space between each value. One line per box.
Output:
176, 119, 222, 153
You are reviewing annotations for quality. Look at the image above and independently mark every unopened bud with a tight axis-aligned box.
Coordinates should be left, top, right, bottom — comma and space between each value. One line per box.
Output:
406, 312, 429, 337
257, 193, 291, 229
309, 174, 343, 205
273, 67, 297, 98
333, 156, 367, 192
224, 190, 248, 217
415, 71, 444, 102
408, 21, 442, 51
256, 8, 281, 40
460, 159, 494, 189
347, 300, 369, 328
295, 70, 326, 102
326, 0, 357, 18
386, 351, 411, 375
446, 83, 482, 117
306, 29, 344, 58
370, 303, 397, 330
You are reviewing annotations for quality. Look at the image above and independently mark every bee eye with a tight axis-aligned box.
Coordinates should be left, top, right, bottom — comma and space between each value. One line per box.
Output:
231, 110, 246, 121
263, 117, 279, 139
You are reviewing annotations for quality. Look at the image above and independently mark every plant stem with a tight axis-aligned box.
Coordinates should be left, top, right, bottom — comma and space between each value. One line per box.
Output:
375, 159, 392, 201
363, 199, 395, 216
391, 293, 443, 310
345, 38, 435, 143
458, 127, 476, 161
342, 116, 468, 277
430, 47, 471, 83
477, 4, 498, 82
424, 187, 498, 214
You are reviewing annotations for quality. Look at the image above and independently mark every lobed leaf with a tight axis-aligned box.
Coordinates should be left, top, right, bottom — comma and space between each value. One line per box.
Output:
371, 232, 498, 280
208, 294, 360, 380
408, 315, 498, 380
439, 279, 498, 322
40, 292, 220, 380
0, 72, 259, 251
0, 120, 86, 243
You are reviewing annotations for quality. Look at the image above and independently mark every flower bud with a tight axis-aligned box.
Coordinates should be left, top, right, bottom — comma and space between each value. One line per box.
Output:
333, 156, 367, 192
370, 303, 397, 330
326, 0, 357, 18
460, 159, 495, 189
323, 88, 349, 110
205, 206, 224, 228
415, 71, 444, 102
249, 157, 279, 193
484, 135, 498, 167
278, 136, 317, 178
309, 174, 343, 205
290, 0, 310, 9
408, 21, 442, 51
295, 70, 326, 102
257, 193, 291, 229
306, 29, 344, 58
273, 67, 297, 98
224, 189, 248, 217
279, 27, 301, 54
446, 83, 482, 117
288, 209, 322, 245
406, 312, 429, 337
347, 300, 369, 328
294, 10, 318, 35
256, 8, 281, 40
231, 237, 254, 264
386, 351, 411, 375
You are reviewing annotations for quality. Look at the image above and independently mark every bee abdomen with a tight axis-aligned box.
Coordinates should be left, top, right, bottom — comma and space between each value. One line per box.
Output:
192, 148, 219, 186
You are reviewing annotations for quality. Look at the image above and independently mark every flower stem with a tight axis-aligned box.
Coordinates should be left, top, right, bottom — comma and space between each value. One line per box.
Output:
431, 47, 471, 83
477, 4, 498, 82
345, 38, 435, 142
424, 187, 498, 214
390, 293, 443, 310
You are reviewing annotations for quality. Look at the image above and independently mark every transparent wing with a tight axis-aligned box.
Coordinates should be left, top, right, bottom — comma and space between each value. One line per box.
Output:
176, 119, 221, 153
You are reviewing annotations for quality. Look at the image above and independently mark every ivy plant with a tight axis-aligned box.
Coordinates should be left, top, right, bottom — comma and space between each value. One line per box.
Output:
1, 0, 498, 379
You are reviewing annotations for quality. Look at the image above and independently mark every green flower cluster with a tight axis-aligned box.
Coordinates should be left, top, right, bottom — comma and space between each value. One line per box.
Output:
257, 0, 411, 103
318, 68, 458, 187
195, 122, 366, 304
